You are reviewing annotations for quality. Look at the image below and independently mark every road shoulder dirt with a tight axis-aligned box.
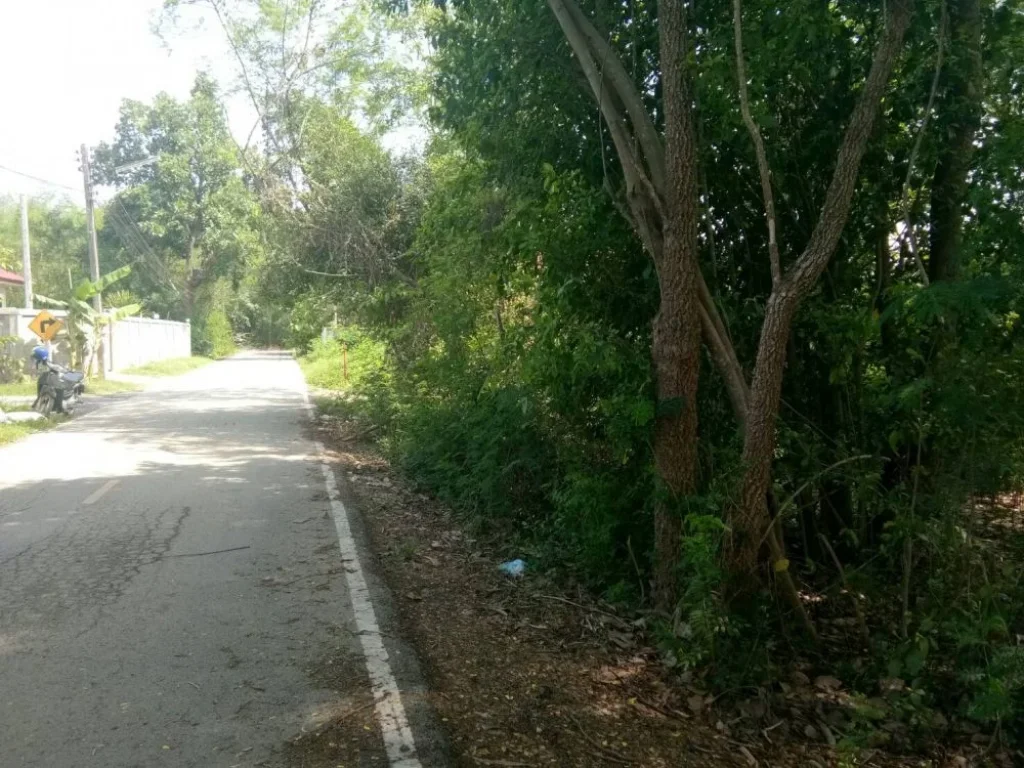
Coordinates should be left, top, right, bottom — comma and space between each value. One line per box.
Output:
312, 415, 901, 768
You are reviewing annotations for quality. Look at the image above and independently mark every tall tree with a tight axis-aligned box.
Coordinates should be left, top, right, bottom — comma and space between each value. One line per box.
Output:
730, 0, 914, 573
928, 0, 983, 283
93, 74, 258, 320
545, 0, 914, 617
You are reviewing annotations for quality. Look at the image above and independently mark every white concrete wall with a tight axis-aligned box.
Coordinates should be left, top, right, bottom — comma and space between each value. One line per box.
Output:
108, 316, 191, 372
0, 308, 191, 375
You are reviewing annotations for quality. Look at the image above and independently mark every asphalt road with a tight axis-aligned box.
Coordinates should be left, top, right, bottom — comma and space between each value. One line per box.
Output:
0, 351, 446, 768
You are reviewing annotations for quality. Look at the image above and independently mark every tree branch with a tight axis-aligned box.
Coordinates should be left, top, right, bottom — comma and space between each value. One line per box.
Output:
732, 0, 914, 579
551, 0, 751, 430
548, 0, 663, 248
563, 0, 666, 195
733, 0, 782, 287
896, 0, 946, 286
786, 0, 915, 300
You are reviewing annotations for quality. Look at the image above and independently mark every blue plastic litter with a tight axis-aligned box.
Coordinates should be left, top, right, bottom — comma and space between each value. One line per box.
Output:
499, 559, 526, 578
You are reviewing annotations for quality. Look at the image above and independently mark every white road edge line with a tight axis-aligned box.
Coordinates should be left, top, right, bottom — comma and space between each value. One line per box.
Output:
303, 392, 423, 768
82, 479, 119, 506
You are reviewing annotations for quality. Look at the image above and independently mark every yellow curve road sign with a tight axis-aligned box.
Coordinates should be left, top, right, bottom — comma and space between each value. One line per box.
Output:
28, 311, 64, 342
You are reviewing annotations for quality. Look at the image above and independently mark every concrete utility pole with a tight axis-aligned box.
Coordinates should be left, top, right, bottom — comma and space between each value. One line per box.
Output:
20, 195, 32, 309
80, 143, 102, 312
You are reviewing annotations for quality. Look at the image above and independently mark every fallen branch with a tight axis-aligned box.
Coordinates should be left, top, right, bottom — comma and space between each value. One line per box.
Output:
761, 720, 783, 744
602, 669, 690, 722
537, 594, 624, 622
338, 424, 379, 443
818, 534, 871, 646
332, 700, 375, 725
739, 745, 759, 766
164, 545, 251, 559
567, 713, 634, 764
630, 695, 690, 723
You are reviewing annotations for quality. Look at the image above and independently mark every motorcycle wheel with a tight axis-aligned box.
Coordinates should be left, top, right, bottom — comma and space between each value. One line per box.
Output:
35, 392, 55, 417
59, 393, 75, 415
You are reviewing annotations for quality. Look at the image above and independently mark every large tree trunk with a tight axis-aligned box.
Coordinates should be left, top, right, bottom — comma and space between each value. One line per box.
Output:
183, 234, 198, 320
547, 0, 703, 607
729, 0, 914, 572
650, 0, 703, 608
928, 0, 982, 283
548, 0, 749, 435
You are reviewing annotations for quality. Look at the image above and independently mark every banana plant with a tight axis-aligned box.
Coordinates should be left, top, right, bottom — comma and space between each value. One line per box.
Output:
37, 266, 141, 377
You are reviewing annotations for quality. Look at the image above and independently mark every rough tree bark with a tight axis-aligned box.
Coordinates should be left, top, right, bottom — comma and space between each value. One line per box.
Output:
651, 0, 703, 608
730, 0, 915, 573
547, 0, 749, 434
548, 0, 703, 608
928, 0, 982, 283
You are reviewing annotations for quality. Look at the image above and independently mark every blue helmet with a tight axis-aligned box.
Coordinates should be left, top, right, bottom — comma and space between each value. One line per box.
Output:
31, 345, 50, 363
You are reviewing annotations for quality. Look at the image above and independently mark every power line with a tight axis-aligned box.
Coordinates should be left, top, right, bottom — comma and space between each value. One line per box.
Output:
115, 201, 166, 265
106, 204, 180, 296
107, 213, 175, 294
117, 208, 180, 293
0, 163, 79, 193
108, 206, 170, 280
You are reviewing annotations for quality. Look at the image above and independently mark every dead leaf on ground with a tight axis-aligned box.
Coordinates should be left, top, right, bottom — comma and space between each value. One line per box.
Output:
814, 675, 842, 692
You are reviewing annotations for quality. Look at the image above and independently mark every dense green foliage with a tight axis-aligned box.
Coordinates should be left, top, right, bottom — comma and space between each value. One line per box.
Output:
0, 196, 91, 305
8, 0, 1024, 747
91, 74, 261, 354
307, 0, 1024, 739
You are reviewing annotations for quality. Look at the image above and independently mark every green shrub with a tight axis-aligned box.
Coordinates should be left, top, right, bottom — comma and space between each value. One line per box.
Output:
205, 310, 236, 359
397, 388, 555, 528
0, 335, 24, 384
191, 310, 236, 359
301, 328, 388, 391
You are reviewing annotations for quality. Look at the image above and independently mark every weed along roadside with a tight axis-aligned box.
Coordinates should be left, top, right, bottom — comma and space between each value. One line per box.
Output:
300, 338, 1021, 767
0, 413, 65, 446
121, 356, 213, 377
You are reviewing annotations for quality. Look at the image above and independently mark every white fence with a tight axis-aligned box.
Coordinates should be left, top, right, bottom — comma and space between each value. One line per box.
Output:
0, 308, 191, 375
108, 316, 191, 371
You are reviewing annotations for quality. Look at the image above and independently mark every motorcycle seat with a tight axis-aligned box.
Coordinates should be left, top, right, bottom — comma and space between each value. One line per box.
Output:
62, 372, 85, 384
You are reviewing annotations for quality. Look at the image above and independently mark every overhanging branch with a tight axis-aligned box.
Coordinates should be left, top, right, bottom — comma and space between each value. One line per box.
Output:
733, 0, 782, 287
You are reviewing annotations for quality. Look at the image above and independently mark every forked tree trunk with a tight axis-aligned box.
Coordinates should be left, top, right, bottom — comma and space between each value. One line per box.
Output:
547, 0, 703, 608
548, 0, 914, 615
547, 0, 748, 431
729, 0, 914, 572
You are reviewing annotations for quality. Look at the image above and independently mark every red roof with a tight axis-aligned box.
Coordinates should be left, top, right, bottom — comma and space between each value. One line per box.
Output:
0, 268, 24, 285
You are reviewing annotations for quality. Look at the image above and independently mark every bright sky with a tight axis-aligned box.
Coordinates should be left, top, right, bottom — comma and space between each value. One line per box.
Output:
0, 0, 255, 203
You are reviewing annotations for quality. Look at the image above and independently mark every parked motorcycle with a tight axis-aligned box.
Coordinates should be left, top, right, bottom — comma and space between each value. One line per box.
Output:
31, 346, 85, 416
